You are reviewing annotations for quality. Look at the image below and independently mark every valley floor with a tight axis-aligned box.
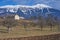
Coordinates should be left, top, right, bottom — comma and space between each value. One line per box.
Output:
0, 25, 60, 38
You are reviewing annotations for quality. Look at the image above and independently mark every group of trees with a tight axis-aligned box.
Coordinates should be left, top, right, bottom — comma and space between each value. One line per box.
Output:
0, 14, 59, 32
0, 16, 18, 32
30, 14, 60, 31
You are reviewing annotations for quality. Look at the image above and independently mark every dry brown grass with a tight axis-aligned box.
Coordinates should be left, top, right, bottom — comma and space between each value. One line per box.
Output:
0, 20, 59, 38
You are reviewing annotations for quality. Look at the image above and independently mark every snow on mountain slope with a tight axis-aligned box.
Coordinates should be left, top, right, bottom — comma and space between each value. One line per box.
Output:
0, 4, 52, 8
0, 4, 52, 13
0, 4, 60, 19
33, 4, 52, 8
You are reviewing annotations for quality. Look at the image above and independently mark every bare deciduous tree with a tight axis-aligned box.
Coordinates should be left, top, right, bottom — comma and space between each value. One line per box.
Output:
2, 16, 18, 32
38, 16, 46, 31
47, 14, 56, 31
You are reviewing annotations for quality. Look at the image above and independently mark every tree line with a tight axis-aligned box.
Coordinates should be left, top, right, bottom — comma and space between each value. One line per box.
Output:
0, 13, 60, 32
30, 14, 60, 31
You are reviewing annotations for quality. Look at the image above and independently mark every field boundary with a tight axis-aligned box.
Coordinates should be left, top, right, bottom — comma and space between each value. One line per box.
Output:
0, 33, 60, 40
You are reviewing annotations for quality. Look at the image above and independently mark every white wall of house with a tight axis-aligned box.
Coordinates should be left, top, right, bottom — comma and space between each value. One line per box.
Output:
15, 15, 20, 20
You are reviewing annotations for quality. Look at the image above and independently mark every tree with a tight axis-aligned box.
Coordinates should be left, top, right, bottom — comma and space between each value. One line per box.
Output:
30, 16, 37, 20
30, 16, 38, 27
57, 20, 60, 31
0, 17, 4, 26
21, 22, 28, 31
46, 14, 56, 31
55, 17, 60, 31
2, 16, 18, 32
38, 16, 46, 31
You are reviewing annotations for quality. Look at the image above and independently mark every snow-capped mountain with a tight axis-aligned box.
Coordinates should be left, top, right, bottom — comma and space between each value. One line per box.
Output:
0, 4, 60, 19
0, 4, 52, 8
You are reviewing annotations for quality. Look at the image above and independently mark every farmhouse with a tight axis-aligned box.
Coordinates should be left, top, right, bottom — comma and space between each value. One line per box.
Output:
15, 14, 20, 20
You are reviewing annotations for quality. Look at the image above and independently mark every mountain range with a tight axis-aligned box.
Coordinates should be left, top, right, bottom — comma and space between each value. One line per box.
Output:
0, 4, 60, 19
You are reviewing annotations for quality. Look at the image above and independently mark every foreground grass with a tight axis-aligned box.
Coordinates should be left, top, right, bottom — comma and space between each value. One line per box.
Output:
0, 25, 60, 38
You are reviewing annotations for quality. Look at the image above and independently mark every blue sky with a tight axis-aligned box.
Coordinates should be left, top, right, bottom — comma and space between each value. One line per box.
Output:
0, 0, 60, 10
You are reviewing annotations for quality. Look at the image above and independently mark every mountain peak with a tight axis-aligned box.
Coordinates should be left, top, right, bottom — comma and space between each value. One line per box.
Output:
33, 4, 52, 8
0, 4, 52, 9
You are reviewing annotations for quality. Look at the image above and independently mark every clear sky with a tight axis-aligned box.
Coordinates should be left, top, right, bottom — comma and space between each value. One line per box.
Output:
0, 0, 60, 10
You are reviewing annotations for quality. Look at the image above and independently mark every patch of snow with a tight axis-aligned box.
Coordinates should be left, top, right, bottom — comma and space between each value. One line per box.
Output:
21, 10, 26, 13
9, 9, 15, 12
20, 17, 25, 19
34, 4, 52, 8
